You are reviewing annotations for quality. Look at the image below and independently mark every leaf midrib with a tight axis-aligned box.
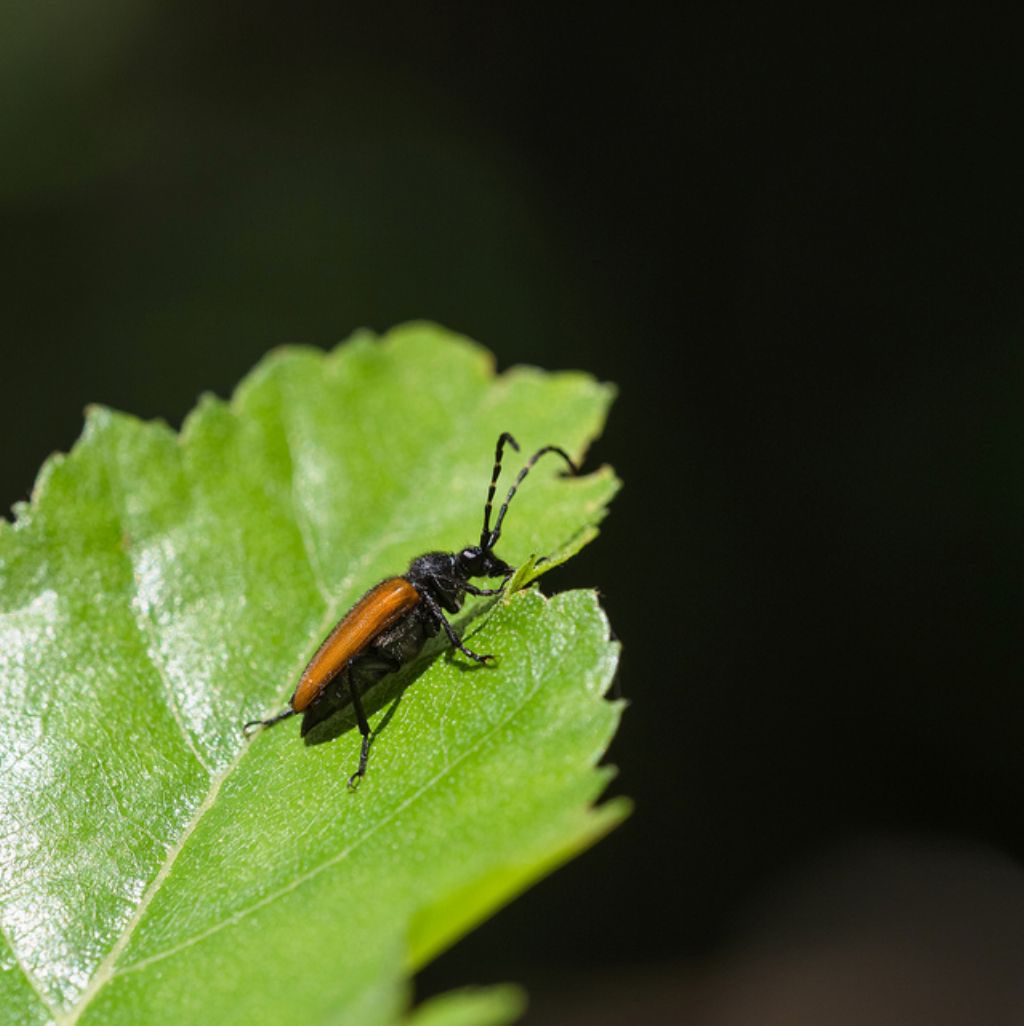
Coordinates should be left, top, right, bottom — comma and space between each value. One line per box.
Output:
0, 920, 61, 1022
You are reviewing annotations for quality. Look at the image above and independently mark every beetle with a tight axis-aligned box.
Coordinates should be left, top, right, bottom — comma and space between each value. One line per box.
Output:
243, 432, 578, 787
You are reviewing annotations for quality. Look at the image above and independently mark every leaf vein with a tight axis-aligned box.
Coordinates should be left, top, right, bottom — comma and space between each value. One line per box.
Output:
0, 917, 60, 1022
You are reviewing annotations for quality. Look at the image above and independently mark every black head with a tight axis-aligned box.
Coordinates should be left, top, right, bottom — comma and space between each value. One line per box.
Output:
455, 544, 511, 581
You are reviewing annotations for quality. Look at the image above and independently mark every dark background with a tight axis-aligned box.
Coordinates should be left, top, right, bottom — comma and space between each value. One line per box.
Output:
4, 5, 1024, 1022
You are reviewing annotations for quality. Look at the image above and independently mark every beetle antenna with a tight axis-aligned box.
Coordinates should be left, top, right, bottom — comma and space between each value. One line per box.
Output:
481, 432, 520, 547
485, 445, 579, 550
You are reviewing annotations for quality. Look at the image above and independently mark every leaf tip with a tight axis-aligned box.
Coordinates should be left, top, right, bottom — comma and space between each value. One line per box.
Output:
404, 984, 527, 1026
379, 321, 498, 375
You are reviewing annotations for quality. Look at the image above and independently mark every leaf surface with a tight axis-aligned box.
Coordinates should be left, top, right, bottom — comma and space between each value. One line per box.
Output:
0, 324, 624, 1025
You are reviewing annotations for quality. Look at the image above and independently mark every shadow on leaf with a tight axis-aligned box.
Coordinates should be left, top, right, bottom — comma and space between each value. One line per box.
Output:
301, 595, 507, 747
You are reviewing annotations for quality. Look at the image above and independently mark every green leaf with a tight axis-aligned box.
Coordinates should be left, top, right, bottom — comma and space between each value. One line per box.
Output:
400, 985, 525, 1026
0, 324, 625, 1026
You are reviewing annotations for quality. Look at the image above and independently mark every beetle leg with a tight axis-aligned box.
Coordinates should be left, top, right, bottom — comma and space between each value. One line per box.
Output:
464, 567, 515, 597
420, 591, 494, 664
243, 707, 296, 735
462, 581, 506, 597
347, 664, 373, 790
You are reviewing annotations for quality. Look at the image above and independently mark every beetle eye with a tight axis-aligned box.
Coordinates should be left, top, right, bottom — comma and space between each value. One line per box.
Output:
461, 548, 477, 561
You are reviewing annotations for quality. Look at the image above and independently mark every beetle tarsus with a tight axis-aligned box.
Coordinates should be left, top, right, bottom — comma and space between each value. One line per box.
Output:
450, 629, 494, 665
421, 592, 496, 665
347, 732, 371, 791
451, 632, 495, 664
347, 738, 370, 791
243, 707, 296, 735
347, 668, 372, 789
463, 582, 506, 597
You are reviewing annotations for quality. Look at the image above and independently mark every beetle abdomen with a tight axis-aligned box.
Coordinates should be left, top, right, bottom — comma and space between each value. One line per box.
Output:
290, 577, 420, 712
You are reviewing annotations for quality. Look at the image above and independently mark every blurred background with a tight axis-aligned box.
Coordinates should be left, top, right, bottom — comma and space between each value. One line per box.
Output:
3, 4, 1024, 1022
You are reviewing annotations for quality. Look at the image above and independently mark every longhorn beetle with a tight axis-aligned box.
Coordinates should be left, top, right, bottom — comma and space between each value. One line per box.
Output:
243, 432, 578, 787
